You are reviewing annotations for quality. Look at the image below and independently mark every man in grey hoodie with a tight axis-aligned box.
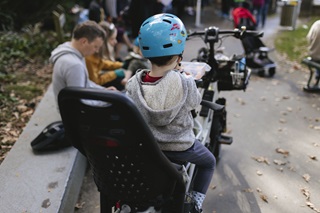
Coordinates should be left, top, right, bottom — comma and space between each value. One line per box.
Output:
50, 20, 116, 103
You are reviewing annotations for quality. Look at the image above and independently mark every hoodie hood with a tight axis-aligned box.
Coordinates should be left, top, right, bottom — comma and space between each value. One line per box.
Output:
50, 42, 83, 64
129, 70, 189, 126
126, 69, 202, 151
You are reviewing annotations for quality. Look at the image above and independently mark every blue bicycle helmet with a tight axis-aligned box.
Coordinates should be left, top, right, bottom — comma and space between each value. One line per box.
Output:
139, 13, 187, 58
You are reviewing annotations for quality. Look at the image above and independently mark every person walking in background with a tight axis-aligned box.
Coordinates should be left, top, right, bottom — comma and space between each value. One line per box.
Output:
252, 0, 264, 28
306, 20, 320, 87
220, 0, 232, 19
50, 21, 117, 103
128, 0, 163, 38
103, 0, 117, 22
88, 0, 105, 23
261, 0, 269, 28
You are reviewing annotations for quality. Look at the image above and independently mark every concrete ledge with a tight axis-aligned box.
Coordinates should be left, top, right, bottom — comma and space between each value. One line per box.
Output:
0, 84, 87, 213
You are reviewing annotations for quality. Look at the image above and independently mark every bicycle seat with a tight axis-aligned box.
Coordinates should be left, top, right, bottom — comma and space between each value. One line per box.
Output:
58, 87, 186, 213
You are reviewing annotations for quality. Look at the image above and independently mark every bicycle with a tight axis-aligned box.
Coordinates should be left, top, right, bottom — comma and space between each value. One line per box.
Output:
186, 26, 262, 158
58, 26, 263, 213
181, 27, 263, 202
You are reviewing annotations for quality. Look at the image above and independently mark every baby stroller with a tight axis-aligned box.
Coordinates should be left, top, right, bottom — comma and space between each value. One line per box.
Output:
232, 3, 276, 77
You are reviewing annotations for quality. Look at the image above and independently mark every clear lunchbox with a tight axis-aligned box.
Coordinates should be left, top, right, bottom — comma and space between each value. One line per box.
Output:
180, 61, 211, 79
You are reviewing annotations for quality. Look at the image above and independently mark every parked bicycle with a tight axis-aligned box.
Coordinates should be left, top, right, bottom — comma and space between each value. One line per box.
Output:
185, 26, 262, 160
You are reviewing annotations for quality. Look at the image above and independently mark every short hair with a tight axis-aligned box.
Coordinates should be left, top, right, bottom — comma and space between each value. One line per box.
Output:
72, 20, 106, 42
148, 55, 175, 66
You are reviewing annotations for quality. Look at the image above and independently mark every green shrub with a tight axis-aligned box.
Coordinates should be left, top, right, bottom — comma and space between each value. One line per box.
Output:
0, 30, 59, 73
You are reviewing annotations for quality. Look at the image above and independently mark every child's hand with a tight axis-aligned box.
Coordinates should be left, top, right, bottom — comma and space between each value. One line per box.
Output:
105, 86, 118, 91
121, 70, 133, 85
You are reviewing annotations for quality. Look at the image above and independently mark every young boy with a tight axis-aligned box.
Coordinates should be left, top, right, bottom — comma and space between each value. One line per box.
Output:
126, 13, 216, 212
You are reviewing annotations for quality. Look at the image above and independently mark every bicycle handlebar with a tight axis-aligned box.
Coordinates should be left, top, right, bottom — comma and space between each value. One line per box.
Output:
188, 26, 263, 42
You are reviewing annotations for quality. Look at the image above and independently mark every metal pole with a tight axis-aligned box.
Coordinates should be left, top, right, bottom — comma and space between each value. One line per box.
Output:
195, 0, 202, 27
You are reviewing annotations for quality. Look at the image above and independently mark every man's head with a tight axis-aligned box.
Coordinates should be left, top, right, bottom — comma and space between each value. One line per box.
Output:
138, 13, 187, 59
71, 21, 106, 57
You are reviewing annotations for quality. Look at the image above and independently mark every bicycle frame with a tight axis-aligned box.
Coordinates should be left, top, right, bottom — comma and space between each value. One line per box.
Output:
183, 26, 262, 195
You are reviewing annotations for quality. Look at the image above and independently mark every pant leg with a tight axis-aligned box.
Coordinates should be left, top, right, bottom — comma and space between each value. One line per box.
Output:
253, 5, 263, 27
261, 2, 269, 27
163, 140, 216, 194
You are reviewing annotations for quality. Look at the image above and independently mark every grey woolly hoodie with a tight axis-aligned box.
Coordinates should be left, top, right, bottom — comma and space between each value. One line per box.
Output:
126, 70, 202, 151
50, 42, 103, 102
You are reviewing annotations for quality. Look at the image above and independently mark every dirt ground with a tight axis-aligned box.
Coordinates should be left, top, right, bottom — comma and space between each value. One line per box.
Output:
0, 60, 52, 164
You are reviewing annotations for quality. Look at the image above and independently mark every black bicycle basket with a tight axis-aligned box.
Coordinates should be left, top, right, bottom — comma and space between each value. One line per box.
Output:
216, 56, 249, 91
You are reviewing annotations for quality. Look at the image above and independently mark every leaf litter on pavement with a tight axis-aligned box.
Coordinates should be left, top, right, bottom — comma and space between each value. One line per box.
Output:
251, 145, 320, 209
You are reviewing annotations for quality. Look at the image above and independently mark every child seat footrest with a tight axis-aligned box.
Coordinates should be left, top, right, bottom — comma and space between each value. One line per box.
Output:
218, 134, 233, 145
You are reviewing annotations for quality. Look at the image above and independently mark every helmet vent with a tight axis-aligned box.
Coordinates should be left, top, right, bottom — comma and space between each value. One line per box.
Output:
164, 14, 174, 18
163, 19, 172, 24
142, 46, 149, 50
142, 21, 150, 26
163, 43, 172, 48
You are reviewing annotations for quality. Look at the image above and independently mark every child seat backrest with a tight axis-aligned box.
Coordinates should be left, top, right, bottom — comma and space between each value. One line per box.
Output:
58, 87, 185, 212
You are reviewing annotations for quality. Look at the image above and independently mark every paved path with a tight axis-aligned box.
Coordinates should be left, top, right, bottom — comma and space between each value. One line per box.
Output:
75, 4, 320, 213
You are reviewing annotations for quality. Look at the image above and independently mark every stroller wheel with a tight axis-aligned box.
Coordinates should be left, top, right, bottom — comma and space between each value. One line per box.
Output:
268, 67, 276, 77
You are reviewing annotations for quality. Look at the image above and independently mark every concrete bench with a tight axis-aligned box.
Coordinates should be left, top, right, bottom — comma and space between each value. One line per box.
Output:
0, 84, 87, 213
302, 57, 320, 92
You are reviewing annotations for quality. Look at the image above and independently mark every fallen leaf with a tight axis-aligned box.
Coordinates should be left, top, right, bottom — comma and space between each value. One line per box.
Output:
301, 188, 310, 201
273, 159, 286, 165
314, 126, 320, 130
287, 107, 293, 112
243, 188, 253, 193
303, 174, 311, 183
252, 156, 270, 165
288, 166, 296, 172
277, 167, 284, 172
16, 105, 28, 113
236, 98, 246, 105
256, 170, 263, 176
282, 96, 290, 100
305, 201, 320, 213
75, 202, 86, 209
259, 194, 268, 203
279, 118, 286, 123
211, 185, 217, 190
308, 155, 317, 161
275, 148, 289, 156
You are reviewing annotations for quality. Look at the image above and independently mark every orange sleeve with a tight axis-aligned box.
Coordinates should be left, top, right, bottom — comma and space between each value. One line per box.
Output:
86, 55, 117, 85
100, 59, 123, 71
